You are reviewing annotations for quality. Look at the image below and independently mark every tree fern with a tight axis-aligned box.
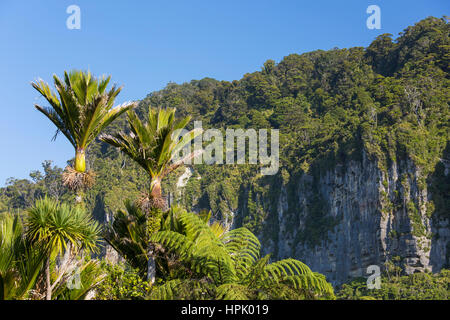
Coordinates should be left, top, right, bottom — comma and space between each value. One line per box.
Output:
221, 227, 260, 279
149, 211, 335, 300
216, 283, 250, 300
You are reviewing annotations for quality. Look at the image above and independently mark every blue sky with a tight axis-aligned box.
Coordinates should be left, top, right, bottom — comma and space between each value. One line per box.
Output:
0, 0, 448, 186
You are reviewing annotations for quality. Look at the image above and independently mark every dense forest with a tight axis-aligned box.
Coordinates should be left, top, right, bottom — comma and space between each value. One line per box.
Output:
0, 16, 449, 299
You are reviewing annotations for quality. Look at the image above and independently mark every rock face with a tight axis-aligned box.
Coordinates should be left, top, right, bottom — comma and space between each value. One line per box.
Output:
255, 151, 449, 286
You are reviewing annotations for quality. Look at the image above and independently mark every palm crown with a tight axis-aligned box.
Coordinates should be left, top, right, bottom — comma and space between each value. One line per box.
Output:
32, 70, 136, 173
100, 107, 202, 207
25, 197, 102, 299
26, 197, 101, 255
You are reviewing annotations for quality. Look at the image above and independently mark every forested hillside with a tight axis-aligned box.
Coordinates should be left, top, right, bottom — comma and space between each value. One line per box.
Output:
1, 16, 449, 286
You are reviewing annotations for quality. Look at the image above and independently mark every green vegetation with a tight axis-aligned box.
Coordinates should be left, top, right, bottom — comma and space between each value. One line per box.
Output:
0, 199, 103, 300
337, 269, 450, 300
26, 197, 101, 299
101, 107, 202, 283
100, 107, 201, 210
0, 213, 46, 300
95, 262, 151, 300
32, 70, 135, 203
0, 17, 449, 299
149, 210, 335, 300
99, 206, 335, 299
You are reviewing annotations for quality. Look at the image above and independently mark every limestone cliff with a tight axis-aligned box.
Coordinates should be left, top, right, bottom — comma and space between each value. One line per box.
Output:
246, 150, 450, 286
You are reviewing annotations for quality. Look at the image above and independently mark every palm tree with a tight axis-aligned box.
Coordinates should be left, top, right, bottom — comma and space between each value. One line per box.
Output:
104, 199, 149, 277
100, 107, 202, 210
25, 197, 101, 300
31, 70, 136, 203
104, 204, 216, 286
0, 213, 47, 300
100, 108, 201, 283
149, 211, 335, 300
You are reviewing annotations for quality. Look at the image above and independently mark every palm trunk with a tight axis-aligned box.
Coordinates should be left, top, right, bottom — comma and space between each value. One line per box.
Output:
75, 148, 86, 206
150, 177, 162, 199
146, 177, 162, 283
75, 148, 86, 173
75, 189, 85, 207
45, 257, 52, 300
147, 247, 156, 284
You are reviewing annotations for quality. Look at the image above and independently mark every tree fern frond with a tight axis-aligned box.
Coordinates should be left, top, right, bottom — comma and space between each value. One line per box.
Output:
150, 230, 194, 260
222, 227, 260, 278
263, 258, 313, 280
216, 283, 250, 300
149, 279, 213, 300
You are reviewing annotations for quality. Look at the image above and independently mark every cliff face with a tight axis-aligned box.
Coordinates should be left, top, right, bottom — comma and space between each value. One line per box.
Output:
252, 150, 449, 286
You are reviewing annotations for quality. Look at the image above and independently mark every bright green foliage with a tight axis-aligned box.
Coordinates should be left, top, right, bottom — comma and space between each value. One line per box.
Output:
100, 107, 202, 198
0, 208, 104, 300
104, 200, 149, 276
95, 262, 151, 300
103, 205, 334, 299
53, 259, 105, 300
148, 211, 335, 300
337, 269, 450, 300
0, 213, 47, 300
26, 197, 101, 255
32, 70, 135, 153
25, 197, 103, 299
32, 70, 135, 173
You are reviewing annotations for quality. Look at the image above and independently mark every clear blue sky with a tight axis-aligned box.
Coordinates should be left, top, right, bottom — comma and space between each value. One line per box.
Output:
0, 0, 448, 186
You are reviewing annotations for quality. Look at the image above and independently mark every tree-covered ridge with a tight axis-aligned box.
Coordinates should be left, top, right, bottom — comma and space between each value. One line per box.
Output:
137, 16, 448, 175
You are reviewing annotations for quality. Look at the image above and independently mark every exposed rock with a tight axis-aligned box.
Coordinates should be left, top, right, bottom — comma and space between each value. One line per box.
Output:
253, 150, 449, 285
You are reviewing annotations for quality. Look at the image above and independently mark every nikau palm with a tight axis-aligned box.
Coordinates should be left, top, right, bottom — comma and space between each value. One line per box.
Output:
101, 107, 202, 283
32, 70, 136, 201
100, 107, 202, 210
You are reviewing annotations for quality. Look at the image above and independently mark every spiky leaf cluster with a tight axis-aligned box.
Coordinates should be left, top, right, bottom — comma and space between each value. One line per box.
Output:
100, 107, 202, 183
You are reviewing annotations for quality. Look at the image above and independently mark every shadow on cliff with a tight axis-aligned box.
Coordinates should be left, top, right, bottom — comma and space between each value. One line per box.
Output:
428, 141, 450, 271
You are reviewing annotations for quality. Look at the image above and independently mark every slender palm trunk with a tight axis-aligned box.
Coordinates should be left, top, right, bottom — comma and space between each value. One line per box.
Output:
147, 246, 156, 284
150, 177, 162, 200
75, 190, 85, 207
74, 148, 86, 206
75, 148, 86, 173
146, 177, 162, 283
45, 257, 52, 300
